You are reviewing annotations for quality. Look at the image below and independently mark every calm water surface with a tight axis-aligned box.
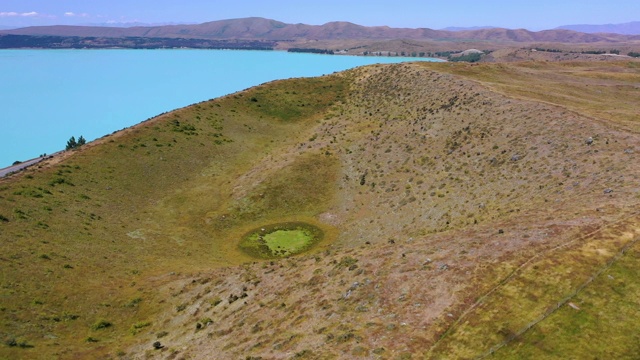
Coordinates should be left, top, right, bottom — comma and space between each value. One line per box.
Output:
0, 49, 441, 167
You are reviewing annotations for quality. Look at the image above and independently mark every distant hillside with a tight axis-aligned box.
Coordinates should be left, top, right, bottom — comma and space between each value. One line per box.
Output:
557, 21, 640, 35
1, 17, 638, 43
440, 26, 496, 31
82, 21, 196, 28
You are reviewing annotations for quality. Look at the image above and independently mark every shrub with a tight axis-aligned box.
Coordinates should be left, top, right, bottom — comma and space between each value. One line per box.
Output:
49, 177, 73, 186
62, 313, 79, 321
5, 338, 33, 348
130, 321, 151, 335
210, 297, 222, 306
337, 256, 358, 268
124, 297, 142, 308
91, 319, 112, 330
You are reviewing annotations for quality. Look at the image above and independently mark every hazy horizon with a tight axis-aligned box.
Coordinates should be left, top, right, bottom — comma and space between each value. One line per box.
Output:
1, 0, 638, 31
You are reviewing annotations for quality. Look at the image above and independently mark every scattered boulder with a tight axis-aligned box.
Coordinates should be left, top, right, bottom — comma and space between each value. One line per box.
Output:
585, 137, 594, 145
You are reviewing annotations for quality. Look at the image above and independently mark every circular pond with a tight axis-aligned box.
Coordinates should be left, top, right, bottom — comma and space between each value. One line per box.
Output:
239, 222, 324, 259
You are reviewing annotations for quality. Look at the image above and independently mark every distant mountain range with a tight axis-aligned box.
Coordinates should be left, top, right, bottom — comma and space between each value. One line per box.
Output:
1, 17, 639, 43
556, 21, 640, 35
85, 21, 198, 28
440, 26, 496, 32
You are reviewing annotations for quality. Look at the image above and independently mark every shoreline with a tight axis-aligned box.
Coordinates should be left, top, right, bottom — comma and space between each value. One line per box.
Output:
0, 50, 444, 168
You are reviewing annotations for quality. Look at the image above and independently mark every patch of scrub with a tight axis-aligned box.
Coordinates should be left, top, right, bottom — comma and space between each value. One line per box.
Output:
239, 222, 324, 259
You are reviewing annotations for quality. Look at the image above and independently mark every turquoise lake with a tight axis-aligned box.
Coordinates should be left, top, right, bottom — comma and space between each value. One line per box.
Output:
0, 49, 441, 168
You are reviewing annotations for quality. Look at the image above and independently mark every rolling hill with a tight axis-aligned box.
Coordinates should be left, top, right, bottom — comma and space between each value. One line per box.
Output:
2, 17, 639, 43
1, 60, 639, 359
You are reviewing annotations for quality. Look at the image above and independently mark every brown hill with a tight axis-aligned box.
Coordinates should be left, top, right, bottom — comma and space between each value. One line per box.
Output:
2, 17, 637, 43
1, 60, 639, 359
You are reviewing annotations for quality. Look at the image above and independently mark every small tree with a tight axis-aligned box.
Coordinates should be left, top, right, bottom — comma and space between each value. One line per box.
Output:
66, 136, 77, 150
66, 135, 86, 150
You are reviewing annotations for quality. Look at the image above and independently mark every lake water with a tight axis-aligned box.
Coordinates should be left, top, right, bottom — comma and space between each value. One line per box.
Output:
0, 49, 441, 167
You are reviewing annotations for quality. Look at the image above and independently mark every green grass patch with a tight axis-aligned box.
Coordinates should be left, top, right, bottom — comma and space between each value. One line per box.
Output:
239, 222, 324, 259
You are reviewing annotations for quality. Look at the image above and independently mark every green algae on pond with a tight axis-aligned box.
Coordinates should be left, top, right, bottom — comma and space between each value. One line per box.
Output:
239, 222, 324, 259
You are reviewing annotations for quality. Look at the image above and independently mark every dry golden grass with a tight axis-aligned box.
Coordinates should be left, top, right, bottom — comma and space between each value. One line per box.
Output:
420, 60, 640, 132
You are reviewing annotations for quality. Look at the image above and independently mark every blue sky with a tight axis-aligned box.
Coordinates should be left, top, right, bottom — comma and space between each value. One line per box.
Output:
1, 0, 638, 30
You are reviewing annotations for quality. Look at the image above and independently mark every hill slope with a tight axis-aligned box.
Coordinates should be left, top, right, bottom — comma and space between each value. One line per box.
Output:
1, 61, 639, 359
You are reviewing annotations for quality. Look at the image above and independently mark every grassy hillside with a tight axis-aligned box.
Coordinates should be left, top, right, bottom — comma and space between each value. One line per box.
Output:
1, 61, 639, 359
0, 74, 348, 358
